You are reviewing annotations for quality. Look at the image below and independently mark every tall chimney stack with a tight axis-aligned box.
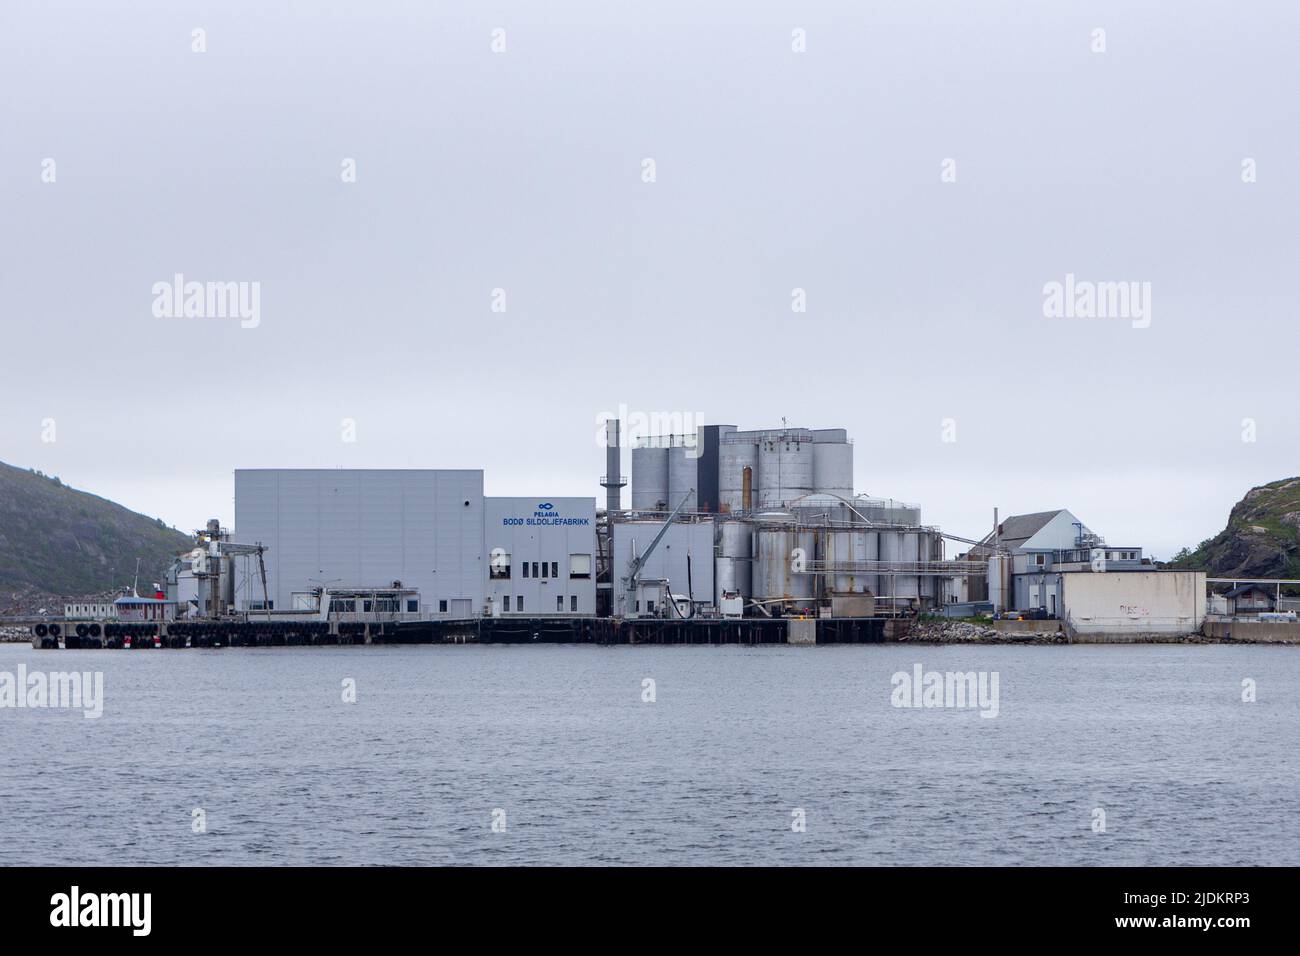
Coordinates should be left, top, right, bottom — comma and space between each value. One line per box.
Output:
601, 418, 623, 515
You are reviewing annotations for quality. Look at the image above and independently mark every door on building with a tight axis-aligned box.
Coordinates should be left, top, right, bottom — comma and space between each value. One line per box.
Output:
1029, 583, 1040, 610
1049, 592, 1056, 617
449, 599, 472, 618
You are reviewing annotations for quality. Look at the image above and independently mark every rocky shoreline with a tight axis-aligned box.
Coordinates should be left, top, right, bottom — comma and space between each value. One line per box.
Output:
0, 626, 33, 643
898, 619, 1263, 645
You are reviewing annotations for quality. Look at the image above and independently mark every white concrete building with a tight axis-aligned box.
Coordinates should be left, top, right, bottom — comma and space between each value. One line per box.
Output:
484, 497, 597, 616
1061, 570, 1206, 636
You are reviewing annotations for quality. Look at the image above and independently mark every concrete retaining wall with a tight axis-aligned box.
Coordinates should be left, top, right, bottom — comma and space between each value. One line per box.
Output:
992, 620, 1060, 634
1202, 620, 1300, 644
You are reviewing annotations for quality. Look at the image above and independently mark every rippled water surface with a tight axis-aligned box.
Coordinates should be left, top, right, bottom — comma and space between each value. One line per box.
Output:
2, 642, 1297, 865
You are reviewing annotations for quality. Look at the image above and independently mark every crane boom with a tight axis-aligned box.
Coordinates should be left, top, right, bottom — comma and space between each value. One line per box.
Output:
621, 489, 694, 617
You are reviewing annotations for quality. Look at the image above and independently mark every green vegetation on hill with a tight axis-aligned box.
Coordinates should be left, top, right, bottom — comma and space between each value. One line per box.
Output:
0, 461, 193, 599
1170, 477, 1300, 579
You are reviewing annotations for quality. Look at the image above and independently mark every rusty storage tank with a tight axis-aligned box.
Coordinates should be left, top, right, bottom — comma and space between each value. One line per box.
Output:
753, 520, 815, 605
823, 528, 878, 595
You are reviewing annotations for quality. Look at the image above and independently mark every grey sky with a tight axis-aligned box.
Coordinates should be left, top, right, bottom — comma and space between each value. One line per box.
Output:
2, 0, 1296, 559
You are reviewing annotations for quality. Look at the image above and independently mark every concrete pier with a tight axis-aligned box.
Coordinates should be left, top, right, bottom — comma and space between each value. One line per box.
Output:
23, 616, 892, 647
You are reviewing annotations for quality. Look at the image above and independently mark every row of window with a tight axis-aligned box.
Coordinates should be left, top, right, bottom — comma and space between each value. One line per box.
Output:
1036, 550, 1140, 566
329, 598, 420, 613
489, 553, 593, 580
501, 595, 580, 612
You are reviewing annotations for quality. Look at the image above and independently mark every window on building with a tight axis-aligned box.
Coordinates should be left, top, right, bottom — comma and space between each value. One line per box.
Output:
407, 599, 418, 613
557, 595, 563, 612
532, 562, 539, 578
489, 552, 512, 579
1034, 554, 1046, 566
647, 600, 655, 614
522, 562, 529, 578
517, 596, 523, 612
540, 562, 549, 579
439, 599, 448, 613
570, 595, 578, 612
503, 596, 511, 612
569, 554, 592, 579
551, 562, 559, 579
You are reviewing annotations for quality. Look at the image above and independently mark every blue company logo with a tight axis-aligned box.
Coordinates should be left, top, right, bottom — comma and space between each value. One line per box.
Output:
538, 502, 553, 510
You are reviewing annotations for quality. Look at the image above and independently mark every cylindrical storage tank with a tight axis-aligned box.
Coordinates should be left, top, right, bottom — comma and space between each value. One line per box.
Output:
895, 531, 921, 603
826, 529, 878, 595
631, 446, 669, 511
918, 531, 941, 605
667, 445, 698, 511
877, 530, 900, 608
813, 441, 854, 499
757, 435, 814, 509
754, 525, 815, 603
716, 520, 753, 600
718, 441, 759, 513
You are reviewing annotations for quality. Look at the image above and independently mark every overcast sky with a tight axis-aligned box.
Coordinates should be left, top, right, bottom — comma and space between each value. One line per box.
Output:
2, 0, 1296, 560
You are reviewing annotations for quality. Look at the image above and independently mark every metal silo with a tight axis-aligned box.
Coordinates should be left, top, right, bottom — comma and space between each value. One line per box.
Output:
667, 444, 698, 511
757, 434, 814, 509
812, 441, 854, 499
894, 530, 921, 604
918, 530, 943, 605
718, 440, 759, 513
715, 519, 752, 601
877, 529, 900, 610
630, 445, 669, 511
754, 522, 815, 604
825, 528, 878, 595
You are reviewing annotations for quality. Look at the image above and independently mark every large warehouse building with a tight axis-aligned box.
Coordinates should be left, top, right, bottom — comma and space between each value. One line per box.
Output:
233, 470, 595, 617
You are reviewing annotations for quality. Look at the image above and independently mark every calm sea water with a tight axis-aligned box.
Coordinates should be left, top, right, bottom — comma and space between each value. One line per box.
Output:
1, 642, 1297, 866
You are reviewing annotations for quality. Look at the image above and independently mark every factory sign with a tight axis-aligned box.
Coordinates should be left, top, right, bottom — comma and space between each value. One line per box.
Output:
501, 503, 591, 527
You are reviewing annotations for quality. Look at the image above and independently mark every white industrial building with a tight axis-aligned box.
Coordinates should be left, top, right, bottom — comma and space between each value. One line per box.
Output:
484, 497, 597, 616
984, 509, 1145, 616
983, 508, 1204, 636
233, 470, 596, 618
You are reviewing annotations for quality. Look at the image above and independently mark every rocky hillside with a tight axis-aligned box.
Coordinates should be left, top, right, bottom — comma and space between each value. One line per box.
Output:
1171, 477, 1300, 579
0, 461, 194, 614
